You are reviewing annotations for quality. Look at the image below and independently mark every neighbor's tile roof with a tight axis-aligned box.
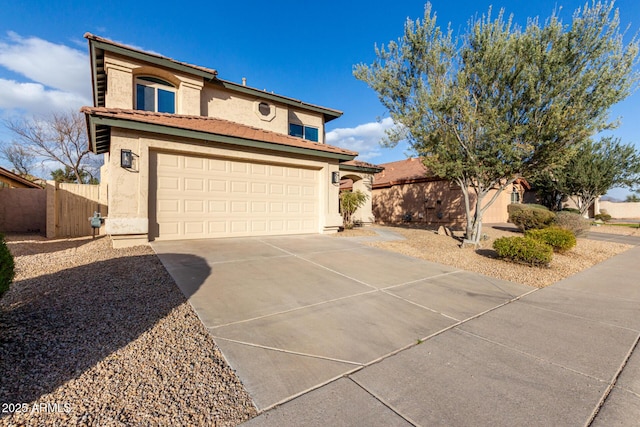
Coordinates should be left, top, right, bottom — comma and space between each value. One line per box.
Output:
373, 158, 435, 188
340, 159, 384, 171
0, 166, 43, 189
81, 107, 358, 157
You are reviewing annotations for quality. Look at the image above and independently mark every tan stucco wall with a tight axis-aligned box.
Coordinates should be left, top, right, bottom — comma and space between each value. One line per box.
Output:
103, 52, 204, 114
105, 129, 342, 243
598, 201, 640, 219
373, 181, 514, 228
201, 86, 326, 143
0, 188, 46, 233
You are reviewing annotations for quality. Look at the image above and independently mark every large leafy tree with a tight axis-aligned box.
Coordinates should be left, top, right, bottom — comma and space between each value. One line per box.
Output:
2, 110, 100, 184
354, 1, 638, 245
559, 137, 640, 215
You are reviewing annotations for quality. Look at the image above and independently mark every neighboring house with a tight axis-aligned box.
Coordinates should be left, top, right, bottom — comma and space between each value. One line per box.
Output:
82, 34, 376, 247
0, 167, 43, 189
372, 158, 527, 227
0, 167, 45, 234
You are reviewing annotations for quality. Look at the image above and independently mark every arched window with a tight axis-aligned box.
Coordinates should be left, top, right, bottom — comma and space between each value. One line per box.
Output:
135, 76, 176, 113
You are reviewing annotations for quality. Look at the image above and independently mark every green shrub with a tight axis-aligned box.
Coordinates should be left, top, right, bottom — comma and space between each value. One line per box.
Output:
493, 236, 553, 266
595, 213, 612, 222
508, 204, 556, 231
553, 211, 590, 237
561, 207, 581, 214
0, 233, 15, 298
525, 227, 577, 253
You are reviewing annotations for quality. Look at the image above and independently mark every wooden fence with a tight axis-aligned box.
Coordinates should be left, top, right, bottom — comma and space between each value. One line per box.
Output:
46, 181, 107, 238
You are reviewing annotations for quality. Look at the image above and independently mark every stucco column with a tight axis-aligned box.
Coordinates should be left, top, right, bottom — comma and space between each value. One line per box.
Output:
323, 163, 343, 233
352, 174, 374, 224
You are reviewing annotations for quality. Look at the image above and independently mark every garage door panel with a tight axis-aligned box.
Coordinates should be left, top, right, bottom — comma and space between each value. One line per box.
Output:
151, 151, 319, 240
207, 158, 227, 172
208, 221, 226, 233
185, 156, 205, 170
184, 178, 205, 191
184, 200, 205, 213
184, 221, 205, 235
209, 200, 227, 212
158, 176, 180, 190
231, 181, 248, 193
209, 179, 226, 192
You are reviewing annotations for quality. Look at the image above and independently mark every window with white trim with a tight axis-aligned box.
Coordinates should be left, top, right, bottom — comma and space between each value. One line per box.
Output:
289, 123, 319, 142
135, 76, 176, 113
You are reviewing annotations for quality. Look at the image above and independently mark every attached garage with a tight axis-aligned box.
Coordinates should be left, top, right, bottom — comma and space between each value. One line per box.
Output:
149, 151, 319, 240
83, 107, 357, 247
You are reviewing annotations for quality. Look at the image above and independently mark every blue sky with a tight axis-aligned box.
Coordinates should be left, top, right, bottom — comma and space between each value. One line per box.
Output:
1, 0, 639, 197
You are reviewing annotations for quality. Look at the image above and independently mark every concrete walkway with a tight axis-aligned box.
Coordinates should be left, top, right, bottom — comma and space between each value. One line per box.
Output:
153, 230, 640, 426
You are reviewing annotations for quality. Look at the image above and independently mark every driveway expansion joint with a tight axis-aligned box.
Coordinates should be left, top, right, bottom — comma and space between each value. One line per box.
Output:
585, 332, 640, 427
210, 336, 364, 366
348, 376, 419, 427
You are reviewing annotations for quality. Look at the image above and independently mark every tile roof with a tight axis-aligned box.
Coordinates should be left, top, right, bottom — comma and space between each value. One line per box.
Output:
373, 158, 436, 188
0, 166, 43, 189
84, 33, 342, 121
84, 33, 218, 77
341, 160, 384, 171
81, 107, 358, 157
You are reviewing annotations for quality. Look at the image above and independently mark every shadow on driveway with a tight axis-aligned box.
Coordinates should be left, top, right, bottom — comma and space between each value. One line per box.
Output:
0, 249, 210, 407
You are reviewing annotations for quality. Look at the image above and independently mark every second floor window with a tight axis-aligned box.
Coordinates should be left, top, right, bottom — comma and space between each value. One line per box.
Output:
289, 123, 319, 142
136, 77, 176, 113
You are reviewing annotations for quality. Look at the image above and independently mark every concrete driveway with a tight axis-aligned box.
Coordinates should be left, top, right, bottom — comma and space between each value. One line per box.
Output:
152, 235, 532, 407
152, 232, 640, 426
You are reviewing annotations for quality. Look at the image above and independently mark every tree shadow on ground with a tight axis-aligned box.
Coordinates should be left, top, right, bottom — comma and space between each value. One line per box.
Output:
0, 251, 210, 407
475, 248, 500, 259
4, 234, 99, 257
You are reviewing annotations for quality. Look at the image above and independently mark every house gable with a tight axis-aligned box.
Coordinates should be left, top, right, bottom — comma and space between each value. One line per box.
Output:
82, 34, 355, 246
85, 33, 341, 147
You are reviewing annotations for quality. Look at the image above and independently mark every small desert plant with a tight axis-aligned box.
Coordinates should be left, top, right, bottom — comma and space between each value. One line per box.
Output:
493, 236, 553, 266
0, 233, 15, 298
594, 213, 612, 222
508, 204, 556, 231
340, 190, 368, 229
553, 211, 590, 237
561, 207, 581, 214
525, 227, 577, 253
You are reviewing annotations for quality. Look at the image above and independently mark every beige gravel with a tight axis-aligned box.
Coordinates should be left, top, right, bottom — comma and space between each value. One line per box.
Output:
0, 235, 257, 426
363, 225, 633, 288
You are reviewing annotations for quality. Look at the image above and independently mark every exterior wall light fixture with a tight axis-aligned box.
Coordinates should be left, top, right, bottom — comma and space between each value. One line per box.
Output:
331, 171, 340, 184
121, 149, 133, 169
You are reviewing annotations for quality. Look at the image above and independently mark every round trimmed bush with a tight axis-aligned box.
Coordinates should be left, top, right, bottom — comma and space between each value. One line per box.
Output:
525, 227, 576, 253
553, 211, 590, 237
595, 213, 612, 222
508, 204, 556, 231
493, 236, 553, 266
0, 233, 15, 298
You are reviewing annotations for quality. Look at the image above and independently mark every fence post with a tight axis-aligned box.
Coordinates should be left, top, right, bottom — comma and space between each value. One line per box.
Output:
45, 180, 58, 238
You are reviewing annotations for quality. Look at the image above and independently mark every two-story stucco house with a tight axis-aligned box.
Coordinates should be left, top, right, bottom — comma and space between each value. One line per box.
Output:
82, 34, 380, 247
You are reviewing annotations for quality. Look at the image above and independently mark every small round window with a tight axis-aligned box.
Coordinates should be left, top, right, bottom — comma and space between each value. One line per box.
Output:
258, 102, 271, 116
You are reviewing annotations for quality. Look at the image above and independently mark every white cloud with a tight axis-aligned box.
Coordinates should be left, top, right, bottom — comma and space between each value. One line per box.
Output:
326, 117, 397, 161
0, 79, 89, 114
0, 32, 90, 96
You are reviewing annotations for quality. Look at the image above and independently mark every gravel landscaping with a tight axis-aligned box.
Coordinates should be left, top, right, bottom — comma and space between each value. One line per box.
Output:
1, 223, 634, 426
0, 235, 257, 426
360, 224, 634, 287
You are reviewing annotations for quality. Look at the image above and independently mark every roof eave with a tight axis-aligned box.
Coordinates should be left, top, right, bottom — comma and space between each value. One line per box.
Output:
339, 163, 385, 174
84, 114, 355, 161
217, 79, 343, 122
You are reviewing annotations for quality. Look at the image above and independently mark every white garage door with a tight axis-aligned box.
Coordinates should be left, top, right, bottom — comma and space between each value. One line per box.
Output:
149, 151, 319, 240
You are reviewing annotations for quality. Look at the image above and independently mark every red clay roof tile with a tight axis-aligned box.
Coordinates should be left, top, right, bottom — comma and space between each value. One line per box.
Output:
81, 107, 357, 157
